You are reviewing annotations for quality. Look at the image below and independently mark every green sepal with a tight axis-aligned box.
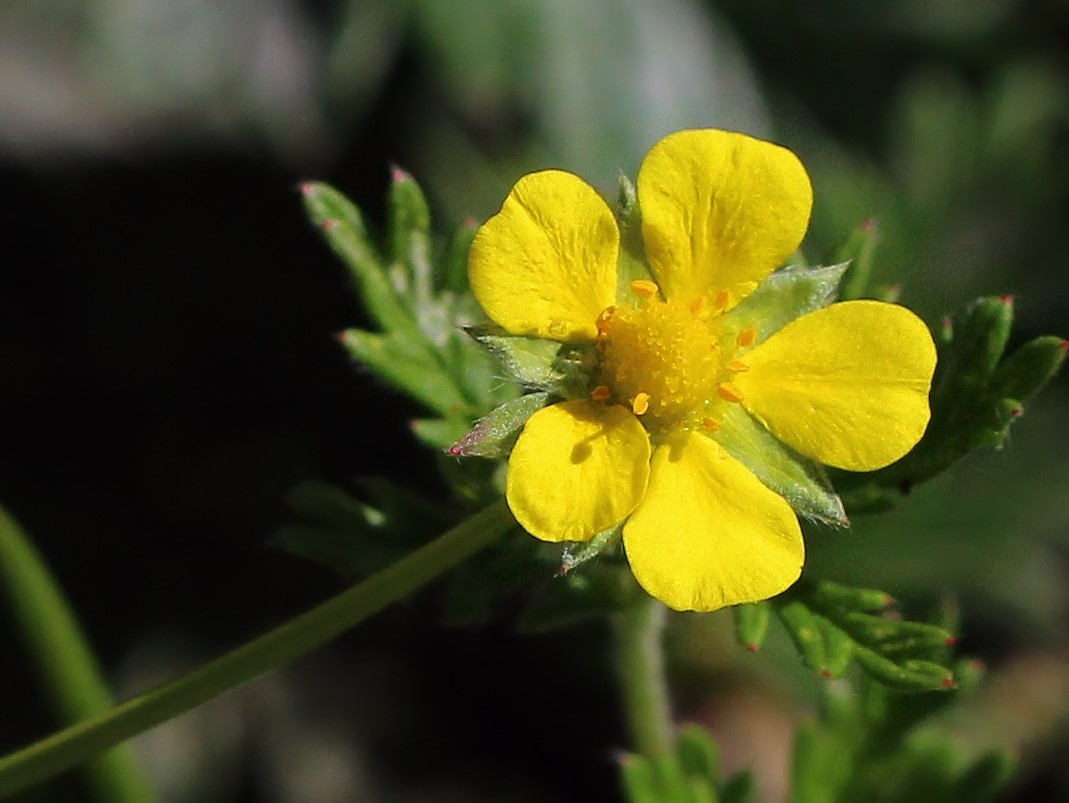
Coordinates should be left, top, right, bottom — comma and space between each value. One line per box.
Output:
339, 329, 468, 415
832, 219, 879, 301
387, 167, 433, 305
990, 334, 1067, 400
448, 392, 551, 458
560, 524, 622, 573
723, 263, 849, 346
614, 174, 656, 296
733, 601, 772, 652
465, 324, 566, 388
712, 405, 847, 526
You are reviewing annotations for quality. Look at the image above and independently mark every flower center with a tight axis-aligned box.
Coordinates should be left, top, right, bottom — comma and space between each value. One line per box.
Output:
594, 281, 755, 435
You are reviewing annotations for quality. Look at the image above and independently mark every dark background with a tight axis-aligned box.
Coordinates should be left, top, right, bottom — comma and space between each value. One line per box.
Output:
1, 1, 1067, 800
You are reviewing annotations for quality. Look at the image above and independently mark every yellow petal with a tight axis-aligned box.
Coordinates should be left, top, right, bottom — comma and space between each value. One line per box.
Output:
735, 300, 937, 471
637, 129, 812, 308
506, 400, 650, 542
469, 170, 619, 342
623, 432, 803, 612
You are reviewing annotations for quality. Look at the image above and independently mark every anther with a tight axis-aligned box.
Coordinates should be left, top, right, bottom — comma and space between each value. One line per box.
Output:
631, 392, 651, 416
689, 296, 705, 315
714, 289, 731, 309
716, 382, 745, 403
736, 327, 757, 348
596, 306, 616, 335
701, 417, 721, 432
591, 385, 611, 402
629, 279, 659, 299
727, 359, 750, 373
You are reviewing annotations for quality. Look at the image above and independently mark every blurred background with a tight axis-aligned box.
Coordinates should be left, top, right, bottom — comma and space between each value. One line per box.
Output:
0, 0, 1066, 800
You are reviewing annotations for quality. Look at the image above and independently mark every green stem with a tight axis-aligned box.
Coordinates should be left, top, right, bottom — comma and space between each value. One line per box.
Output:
612, 594, 674, 756
0, 500, 514, 798
0, 507, 157, 803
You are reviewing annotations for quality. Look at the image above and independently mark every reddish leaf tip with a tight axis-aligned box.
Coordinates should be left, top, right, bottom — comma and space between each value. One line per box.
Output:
942, 676, 956, 689
945, 636, 958, 646
321, 219, 339, 231
882, 594, 896, 607
1010, 407, 1023, 417
820, 669, 833, 678
298, 181, 316, 196
861, 218, 877, 232
746, 643, 759, 653
390, 165, 410, 183
463, 216, 478, 228
1059, 339, 1068, 351
1000, 294, 1014, 304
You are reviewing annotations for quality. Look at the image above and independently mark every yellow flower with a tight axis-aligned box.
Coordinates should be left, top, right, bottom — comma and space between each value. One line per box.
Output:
468, 130, 937, 612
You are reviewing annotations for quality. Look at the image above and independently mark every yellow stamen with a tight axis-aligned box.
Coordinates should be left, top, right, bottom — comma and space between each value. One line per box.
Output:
629, 279, 659, 299
590, 385, 611, 402
632, 392, 651, 416
689, 296, 705, 315
736, 327, 757, 348
596, 306, 616, 335
717, 382, 745, 403
714, 289, 731, 309
727, 359, 750, 373
701, 417, 721, 431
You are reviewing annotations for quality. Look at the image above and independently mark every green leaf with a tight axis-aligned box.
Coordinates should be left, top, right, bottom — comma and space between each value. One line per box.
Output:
773, 580, 955, 689
302, 182, 413, 336
410, 417, 471, 450
720, 772, 754, 803
990, 335, 1067, 400
387, 167, 433, 306
712, 405, 847, 526
953, 750, 1015, 802
733, 601, 772, 653
833, 219, 879, 300
448, 392, 550, 458
441, 217, 479, 294
340, 329, 468, 415
835, 295, 1065, 512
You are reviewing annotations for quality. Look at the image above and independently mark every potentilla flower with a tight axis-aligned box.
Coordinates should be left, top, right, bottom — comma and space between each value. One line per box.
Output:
467, 129, 937, 612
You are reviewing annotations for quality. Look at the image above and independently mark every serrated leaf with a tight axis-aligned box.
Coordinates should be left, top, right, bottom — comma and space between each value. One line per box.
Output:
448, 392, 550, 458
733, 601, 772, 652
990, 335, 1067, 400
807, 580, 893, 612
833, 219, 879, 301
411, 417, 471, 450
441, 218, 478, 294
387, 167, 433, 306
302, 182, 415, 336
340, 329, 468, 415
852, 649, 952, 691
712, 405, 847, 525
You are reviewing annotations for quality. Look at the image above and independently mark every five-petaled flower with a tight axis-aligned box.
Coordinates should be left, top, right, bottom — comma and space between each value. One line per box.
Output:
468, 129, 937, 612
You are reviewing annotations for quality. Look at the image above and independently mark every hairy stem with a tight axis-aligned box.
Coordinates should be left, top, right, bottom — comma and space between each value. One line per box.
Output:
0, 500, 514, 797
